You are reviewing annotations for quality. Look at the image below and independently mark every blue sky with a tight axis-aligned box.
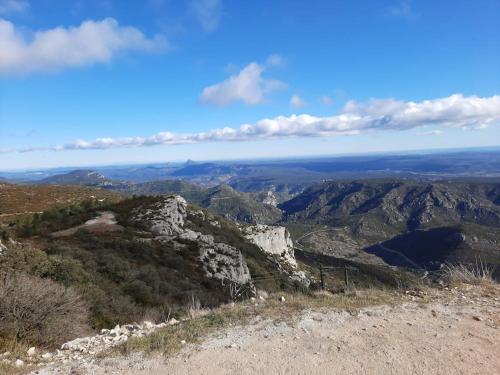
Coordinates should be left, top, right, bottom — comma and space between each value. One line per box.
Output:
0, 0, 499, 170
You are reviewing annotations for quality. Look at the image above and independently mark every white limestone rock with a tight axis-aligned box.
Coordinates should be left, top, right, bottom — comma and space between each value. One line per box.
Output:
262, 190, 279, 207
199, 240, 252, 285
133, 195, 187, 237
243, 224, 297, 268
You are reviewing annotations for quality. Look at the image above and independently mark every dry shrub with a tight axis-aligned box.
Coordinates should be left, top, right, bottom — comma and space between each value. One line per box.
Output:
443, 259, 494, 285
141, 305, 172, 324
0, 272, 89, 348
188, 293, 209, 319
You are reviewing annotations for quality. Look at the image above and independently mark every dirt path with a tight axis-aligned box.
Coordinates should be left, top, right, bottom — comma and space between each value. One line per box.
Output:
51, 211, 123, 237
42, 285, 499, 375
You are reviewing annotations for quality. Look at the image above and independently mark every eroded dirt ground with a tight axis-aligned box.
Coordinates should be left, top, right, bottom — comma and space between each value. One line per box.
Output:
36, 284, 500, 375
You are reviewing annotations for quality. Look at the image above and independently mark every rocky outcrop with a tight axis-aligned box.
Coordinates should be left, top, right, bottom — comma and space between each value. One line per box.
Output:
133, 195, 187, 237
132, 195, 310, 287
242, 224, 309, 287
133, 195, 251, 286
262, 190, 279, 207
199, 240, 251, 285
243, 225, 297, 268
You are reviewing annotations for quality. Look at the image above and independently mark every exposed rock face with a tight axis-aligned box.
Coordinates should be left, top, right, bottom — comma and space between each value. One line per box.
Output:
199, 240, 251, 285
133, 195, 187, 237
262, 190, 279, 207
242, 224, 309, 287
133, 195, 251, 286
243, 224, 297, 268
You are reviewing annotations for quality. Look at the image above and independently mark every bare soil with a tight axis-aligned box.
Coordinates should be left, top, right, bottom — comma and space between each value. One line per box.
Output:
36, 284, 500, 375
51, 211, 123, 237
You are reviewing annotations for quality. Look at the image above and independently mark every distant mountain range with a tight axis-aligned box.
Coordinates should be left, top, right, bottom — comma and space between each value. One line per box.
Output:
37, 170, 116, 186
3, 148, 500, 185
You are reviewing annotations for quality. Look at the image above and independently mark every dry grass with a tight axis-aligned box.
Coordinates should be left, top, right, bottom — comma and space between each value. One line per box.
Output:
0, 338, 31, 374
0, 363, 25, 375
116, 288, 399, 357
443, 259, 495, 285
0, 183, 122, 224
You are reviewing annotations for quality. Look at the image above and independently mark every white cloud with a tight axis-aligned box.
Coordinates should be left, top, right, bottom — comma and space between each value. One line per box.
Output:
0, 18, 167, 75
190, 0, 222, 32
200, 61, 286, 106
321, 95, 334, 106
9, 94, 500, 153
0, 0, 29, 14
290, 95, 306, 108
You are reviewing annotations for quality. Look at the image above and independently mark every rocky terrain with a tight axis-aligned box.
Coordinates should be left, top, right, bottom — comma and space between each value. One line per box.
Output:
131, 195, 306, 288
1, 319, 181, 370
132, 195, 253, 286
26, 283, 500, 375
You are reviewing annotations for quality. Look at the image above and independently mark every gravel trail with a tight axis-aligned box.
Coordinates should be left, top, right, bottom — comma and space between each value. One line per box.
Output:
37, 284, 500, 375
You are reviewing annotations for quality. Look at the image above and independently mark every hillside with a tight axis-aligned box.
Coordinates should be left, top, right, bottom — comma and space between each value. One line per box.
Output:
200, 185, 282, 224
280, 180, 500, 227
279, 180, 500, 268
37, 170, 116, 186
110, 181, 282, 225
0, 183, 122, 224
1, 194, 313, 330
1, 189, 498, 374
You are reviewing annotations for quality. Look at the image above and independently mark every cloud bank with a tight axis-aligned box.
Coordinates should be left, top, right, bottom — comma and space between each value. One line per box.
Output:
200, 61, 286, 106
0, 18, 167, 75
11, 94, 500, 153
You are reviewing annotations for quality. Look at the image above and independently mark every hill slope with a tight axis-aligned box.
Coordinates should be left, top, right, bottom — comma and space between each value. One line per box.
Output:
280, 180, 500, 229
110, 181, 282, 225
0, 183, 122, 223
37, 170, 115, 186
279, 180, 500, 268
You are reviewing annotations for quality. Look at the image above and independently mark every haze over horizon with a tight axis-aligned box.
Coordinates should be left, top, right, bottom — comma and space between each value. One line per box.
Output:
1, 0, 499, 170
